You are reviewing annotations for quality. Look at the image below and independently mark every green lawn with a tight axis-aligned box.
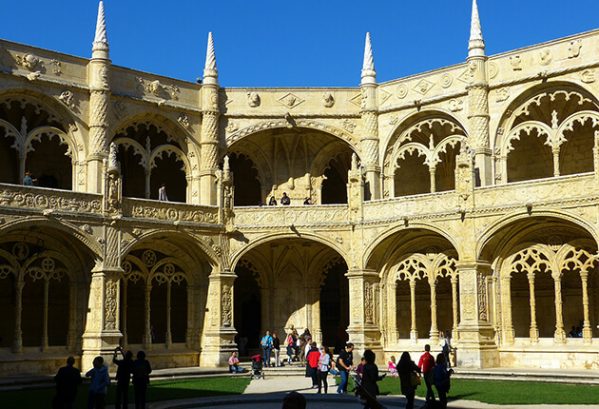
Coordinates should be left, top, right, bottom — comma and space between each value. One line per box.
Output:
0, 376, 250, 409
376, 377, 599, 405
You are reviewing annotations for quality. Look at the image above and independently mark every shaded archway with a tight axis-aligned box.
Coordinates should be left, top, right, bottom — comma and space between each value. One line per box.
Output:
227, 127, 356, 205
233, 261, 262, 352
233, 237, 350, 353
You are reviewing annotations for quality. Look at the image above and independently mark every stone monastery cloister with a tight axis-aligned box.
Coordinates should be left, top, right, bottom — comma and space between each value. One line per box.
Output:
1, 0, 599, 375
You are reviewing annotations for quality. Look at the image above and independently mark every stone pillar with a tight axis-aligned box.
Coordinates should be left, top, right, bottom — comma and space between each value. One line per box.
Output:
451, 276, 459, 341
12, 277, 24, 353
143, 284, 152, 350
121, 280, 128, 347
41, 279, 49, 352
310, 287, 322, 344
409, 280, 418, 342
580, 271, 593, 343
429, 277, 439, 343
81, 224, 123, 370
456, 262, 498, 368
500, 275, 515, 345
387, 281, 399, 344
165, 281, 172, 349
360, 88, 381, 200
200, 270, 237, 367
552, 273, 566, 343
527, 272, 539, 343
346, 269, 382, 358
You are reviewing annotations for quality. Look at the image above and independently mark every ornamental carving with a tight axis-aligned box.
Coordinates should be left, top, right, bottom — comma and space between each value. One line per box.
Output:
440, 73, 453, 88
364, 281, 374, 324
104, 279, 118, 330
568, 40, 582, 59
58, 90, 76, 110
136, 77, 180, 101
477, 273, 488, 321
539, 49, 552, 66
16, 53, 44, 72
247, 92, 260, 107
177, 113, 191, 130
222, 284, 232, 327
0, 186, 102, 214
413, 79, 434, 95
509, 55, 522, 71
123, 199, 219, 223
323, 92, 335, 108
277, 93, 304, 109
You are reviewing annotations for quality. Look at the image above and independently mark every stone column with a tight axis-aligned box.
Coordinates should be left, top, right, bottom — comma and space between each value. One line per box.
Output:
500, 275, 515, 344
310, 287, 322, 345
527, 272, 539, 343
41, 279, 50, 351
67, 283, 78, 351
429, 277, 439, 343
121, 280, 128, 347
409, 280, 418, 342
387, 281, 399, 344
12, 277, 24, 353
143, 285, 152, 350
165, 281, 172, 349
553, 273, 566, 343
451, 276, 459, 341
456, 262, 498, 368
82, 224, 123, 370
580, 271, 593, 343
346, 269, 382, 357
429, 165, 437, 193
200, 270, 237, 367
552, 146, 561, 177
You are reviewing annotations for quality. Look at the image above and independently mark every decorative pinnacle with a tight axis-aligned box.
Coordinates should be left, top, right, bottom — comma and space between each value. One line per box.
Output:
361, 32, 376, 85
92, 1, 109, 59
468, 0, 485, 58
203, 32, 218, 85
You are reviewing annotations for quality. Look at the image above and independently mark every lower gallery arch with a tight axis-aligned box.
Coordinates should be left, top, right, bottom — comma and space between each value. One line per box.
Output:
480, 216, 598, 369
120, 235, 212, 369
0, 225, 95, 375
233, 238, 349, 358
367, 228, 459, 357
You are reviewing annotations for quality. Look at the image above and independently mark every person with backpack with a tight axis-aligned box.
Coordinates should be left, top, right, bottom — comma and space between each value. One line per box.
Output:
418, 344, 436, 405
260, 330, 273, 367
336, 342, 354, 394
433, 353, 453, 409
132, 351, 152, 409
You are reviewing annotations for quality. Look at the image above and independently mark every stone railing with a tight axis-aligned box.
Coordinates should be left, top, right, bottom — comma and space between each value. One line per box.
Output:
473, 173, 596, 212
0, 183, 103, 214
122, 198, 220, 224
363, 191, 458, 223
234, 204, 349, 228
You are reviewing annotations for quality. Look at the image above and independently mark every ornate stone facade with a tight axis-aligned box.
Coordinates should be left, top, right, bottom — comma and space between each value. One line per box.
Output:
0, 1, 599, 374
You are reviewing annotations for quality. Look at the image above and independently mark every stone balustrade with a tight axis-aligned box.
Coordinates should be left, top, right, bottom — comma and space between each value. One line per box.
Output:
0, 183, 102, 214
122, 197, 219, 224
234, 204, 349, 228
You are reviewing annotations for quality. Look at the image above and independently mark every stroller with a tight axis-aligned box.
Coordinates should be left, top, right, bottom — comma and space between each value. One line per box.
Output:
250, 354, 265, 380
350, 371, 386, 409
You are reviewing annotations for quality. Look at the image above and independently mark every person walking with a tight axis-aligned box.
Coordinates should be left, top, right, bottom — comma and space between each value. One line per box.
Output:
85, 356, 110, 409
285, 332, 295, 364
306, 342, 320, 388
113, 347, 134, 409
260, 330, 273, 367
53, 356, 82, 409
272, 332, 281, 367
336, 342, 354, 394
440, 331, 452, 368
317, 346, 331, 394
359, 349, 385, 409
418, 344, 436, 405
397, 352, 420, 409
433, 353, 453, 409
132, 351, 152, 409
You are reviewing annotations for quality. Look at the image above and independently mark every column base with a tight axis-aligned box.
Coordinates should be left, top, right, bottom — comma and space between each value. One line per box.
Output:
455, 325, 498, 368
199, 328, 237, 367
347, 325, 383, 363
81, 330, 122, 371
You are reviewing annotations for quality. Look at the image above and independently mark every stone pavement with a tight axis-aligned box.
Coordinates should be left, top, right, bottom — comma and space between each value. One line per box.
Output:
141, 375, 598, 409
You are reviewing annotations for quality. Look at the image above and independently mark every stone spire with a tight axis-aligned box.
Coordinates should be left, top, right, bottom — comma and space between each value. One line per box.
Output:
92, 1, 109, 60
203, 32, 218, 85
361, 32, 376, 85
468, 0, 485, 58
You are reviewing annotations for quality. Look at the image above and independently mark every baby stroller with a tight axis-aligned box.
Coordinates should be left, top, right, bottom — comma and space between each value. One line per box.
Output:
250, 354, 265, 380
350, 371, 386, 409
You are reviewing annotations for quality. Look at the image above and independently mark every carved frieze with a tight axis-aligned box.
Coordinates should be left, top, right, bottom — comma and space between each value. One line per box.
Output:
0, 185, 102, 214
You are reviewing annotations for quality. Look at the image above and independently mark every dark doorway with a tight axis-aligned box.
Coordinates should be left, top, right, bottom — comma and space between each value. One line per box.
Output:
234, 265, 261, 353
229, 153, 262, 206
320, 261, 349, 353
321, 155, 349, 204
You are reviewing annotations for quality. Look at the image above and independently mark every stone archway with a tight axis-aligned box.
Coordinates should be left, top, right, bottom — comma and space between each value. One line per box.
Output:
233, 237, 350, 357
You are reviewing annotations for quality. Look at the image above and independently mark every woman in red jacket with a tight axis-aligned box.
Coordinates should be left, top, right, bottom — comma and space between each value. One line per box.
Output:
306, 342, 320, 388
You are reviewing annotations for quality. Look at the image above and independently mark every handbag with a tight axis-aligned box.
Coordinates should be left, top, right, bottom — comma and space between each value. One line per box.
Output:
410, 372, 421, 387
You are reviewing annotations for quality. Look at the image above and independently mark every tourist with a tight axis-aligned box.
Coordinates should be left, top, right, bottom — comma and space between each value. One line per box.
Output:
336, 342, 354, 394
306, 342, 320, 388
285, 332, 295, 364
280, 192, 291, 205
113, 347, 134, 409
418, 344, 436, 404
85, 356, 110, 409
387, 355, 398, 377
359, 349, 385, 409
301, 328, 312, 343
158, 183, 168, 201
282, 391, 306, 409
304, 337, 313, 363
397, 352, 420, 409
433, 353, 453, 409
303, 197, 312, 205
317, 346, 331, 394
260, 330, 273, 367
132, 351, 152, 409
268, 196, 277, 206
228, 351, 245, 373
440, 331, 452, 368
52, 356, 82, 409
23, 171, 36, 186
272, 332, 281, 367
356, 357, 366, 378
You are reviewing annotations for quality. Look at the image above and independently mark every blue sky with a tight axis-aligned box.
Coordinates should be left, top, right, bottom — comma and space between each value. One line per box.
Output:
0, 1, 597, 87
